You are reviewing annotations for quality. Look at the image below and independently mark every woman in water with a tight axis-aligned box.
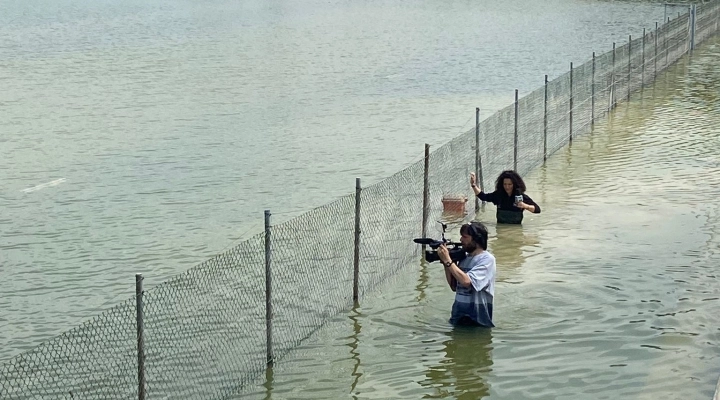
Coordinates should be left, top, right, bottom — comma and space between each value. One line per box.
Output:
470, 170, 541, 224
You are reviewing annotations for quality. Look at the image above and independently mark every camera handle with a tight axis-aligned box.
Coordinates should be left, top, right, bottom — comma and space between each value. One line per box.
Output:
437, 221, 448, 243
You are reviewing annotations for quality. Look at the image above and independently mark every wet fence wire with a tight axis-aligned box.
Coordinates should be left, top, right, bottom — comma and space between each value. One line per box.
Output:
2, 3, 720, 399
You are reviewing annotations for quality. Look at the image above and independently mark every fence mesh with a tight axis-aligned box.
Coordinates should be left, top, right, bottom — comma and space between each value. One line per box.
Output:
0, 299, 138, 399
2, 3, 720, 399
140, 232, 267, 398
359, 161, 425, 295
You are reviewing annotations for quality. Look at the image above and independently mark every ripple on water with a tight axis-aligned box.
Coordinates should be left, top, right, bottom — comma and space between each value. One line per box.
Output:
240, 39, 720, 399
3, 6, 720, 400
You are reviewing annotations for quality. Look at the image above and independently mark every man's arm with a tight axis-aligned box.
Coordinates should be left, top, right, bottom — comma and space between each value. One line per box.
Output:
438, 244, 472, 289
447, 259, 494, 292
443, 261, 472, 288
444, 267, 457, 291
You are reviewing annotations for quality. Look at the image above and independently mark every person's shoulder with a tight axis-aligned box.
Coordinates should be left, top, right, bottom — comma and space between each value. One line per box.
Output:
481, 252, 497, 273
473, 251, 495, 264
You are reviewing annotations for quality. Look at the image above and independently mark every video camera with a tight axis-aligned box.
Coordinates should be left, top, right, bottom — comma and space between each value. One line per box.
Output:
413, 221, 467, 264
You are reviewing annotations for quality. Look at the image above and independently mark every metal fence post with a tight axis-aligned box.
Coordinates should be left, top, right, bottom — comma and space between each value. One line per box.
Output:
641, 28, 646, 87
591, 53, 595, 126
135, 274, 146, 400
475, 108, 483, 209
543, 75, 548, 161
610, 42, 616, 111
663, 17, 670, 66
627, 35, 632, 102
264, 210, 273, 367
421, 144, 429, 258
655, 22, 658, 77
513, 89, 518, 171
569, 62, 573, 143
690, 4, 696, 51
353, 178, 361, 304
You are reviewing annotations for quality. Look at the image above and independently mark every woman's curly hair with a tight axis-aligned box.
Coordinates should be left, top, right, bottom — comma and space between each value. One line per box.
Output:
494, 170, 526, 194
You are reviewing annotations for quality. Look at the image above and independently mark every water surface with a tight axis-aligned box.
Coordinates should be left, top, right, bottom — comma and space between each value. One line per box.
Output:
240, 36, 720, 400
0, 0, 684, 362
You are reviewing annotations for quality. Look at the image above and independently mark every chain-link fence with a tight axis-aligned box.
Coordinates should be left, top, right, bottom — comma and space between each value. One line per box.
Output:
2, 3, 719, 399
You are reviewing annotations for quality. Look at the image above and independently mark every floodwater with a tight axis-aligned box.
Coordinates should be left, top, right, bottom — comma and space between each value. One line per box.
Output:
240, 36, 720, 399
0, 0, 677, 360
1, 1, 717, 397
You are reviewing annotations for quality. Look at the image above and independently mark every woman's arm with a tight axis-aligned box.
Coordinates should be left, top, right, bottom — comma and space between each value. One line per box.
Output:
470, 173, 495, 202
520, 194, 541, 213
474, 187, 492, 202
470, 173, 482, 196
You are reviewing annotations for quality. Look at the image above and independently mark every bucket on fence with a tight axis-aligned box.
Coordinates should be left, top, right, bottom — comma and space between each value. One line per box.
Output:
441, 195, 468, 214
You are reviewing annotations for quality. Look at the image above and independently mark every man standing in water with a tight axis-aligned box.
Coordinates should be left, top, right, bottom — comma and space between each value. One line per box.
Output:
437, 222, 496, 327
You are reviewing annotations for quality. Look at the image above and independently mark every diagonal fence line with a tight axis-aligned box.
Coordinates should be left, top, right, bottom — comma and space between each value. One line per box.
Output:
1, 3, 719, 399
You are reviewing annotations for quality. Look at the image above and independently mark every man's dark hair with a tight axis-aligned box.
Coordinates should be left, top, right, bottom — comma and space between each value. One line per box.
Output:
460, 221, 488, 250
495, 170, 527, 194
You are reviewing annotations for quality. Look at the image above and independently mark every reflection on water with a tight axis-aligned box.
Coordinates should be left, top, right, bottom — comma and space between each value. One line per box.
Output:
239, 36, 720, 400
3, 0, 719, 398
491, 223, 541, 280
420, 327, 494, 399
348, 307, 364, 399
262, 366, 274, 400
0, 0, 673, 361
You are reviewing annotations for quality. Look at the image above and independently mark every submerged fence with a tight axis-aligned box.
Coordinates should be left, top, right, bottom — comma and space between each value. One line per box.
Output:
2, 3, 720, 399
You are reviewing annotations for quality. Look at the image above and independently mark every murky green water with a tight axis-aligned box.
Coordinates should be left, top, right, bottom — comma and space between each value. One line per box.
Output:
2, 1, 718, 398
0, 0, 678, 361
240, 36, 720, 400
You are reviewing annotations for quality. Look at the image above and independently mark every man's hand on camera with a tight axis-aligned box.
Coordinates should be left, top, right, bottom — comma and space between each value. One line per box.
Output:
469, 172, 477, 187
437, 244, 451, 264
